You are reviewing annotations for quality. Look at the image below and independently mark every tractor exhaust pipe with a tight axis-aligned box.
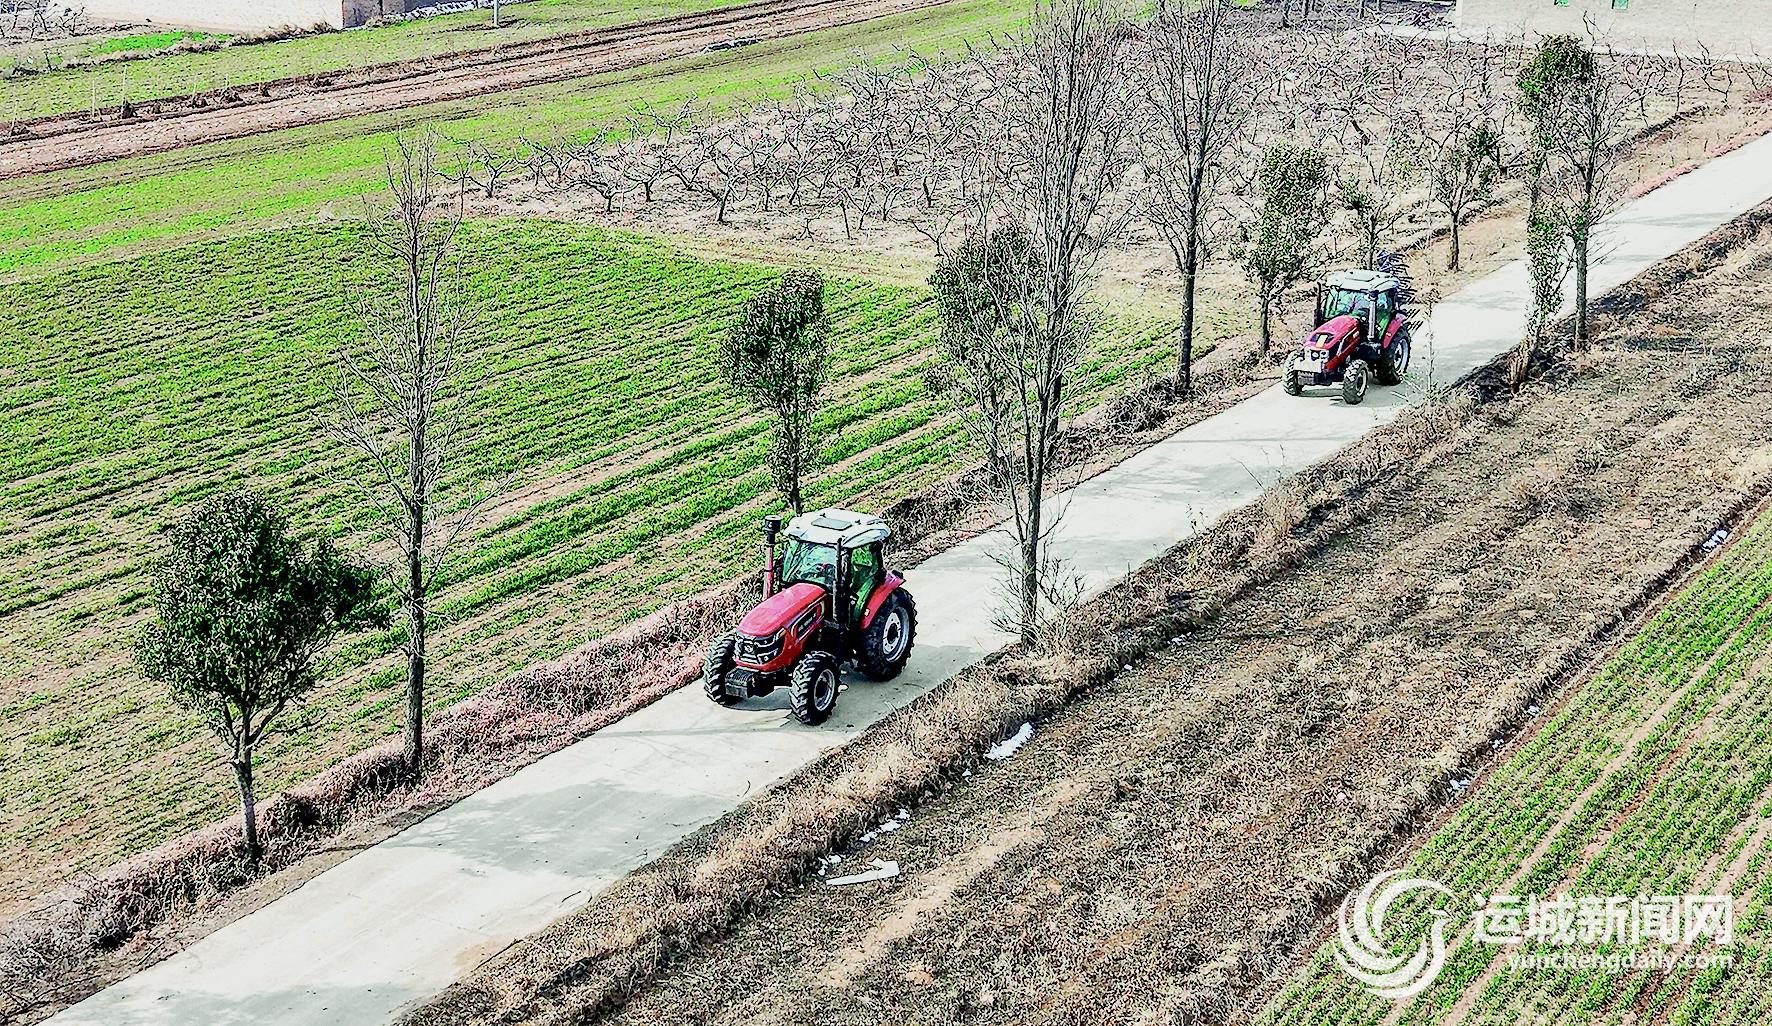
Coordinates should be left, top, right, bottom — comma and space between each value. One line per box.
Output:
761, 514, 782, 597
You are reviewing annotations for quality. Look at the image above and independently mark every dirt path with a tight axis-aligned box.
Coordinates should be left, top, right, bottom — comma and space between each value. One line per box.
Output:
0, 0, 954, 180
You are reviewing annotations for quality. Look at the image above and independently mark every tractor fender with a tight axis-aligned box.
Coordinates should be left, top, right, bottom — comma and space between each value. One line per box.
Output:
860, 572, 907, 629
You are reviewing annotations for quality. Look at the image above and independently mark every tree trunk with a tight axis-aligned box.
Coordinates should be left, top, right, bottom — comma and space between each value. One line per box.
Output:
1447, 212, 1461, 271
1178, 225, 1200, 395
405, 352, 428, 776
1259, 296, 1272, 350
405, 604, 425, 774
1021, 482, 1042, 647
232, 753, 260, 864
1574, 230, 1589, 347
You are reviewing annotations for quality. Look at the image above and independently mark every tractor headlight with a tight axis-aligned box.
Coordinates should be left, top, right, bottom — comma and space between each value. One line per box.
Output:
737, 629, 786, 665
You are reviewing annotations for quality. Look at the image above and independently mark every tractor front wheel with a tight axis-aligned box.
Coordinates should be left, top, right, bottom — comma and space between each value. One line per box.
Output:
790, 651, 842, 726
1282, 360, 1304, 396
1342, 361, 1370, 406
702, 631, 741, 707
858, 590, 918, 681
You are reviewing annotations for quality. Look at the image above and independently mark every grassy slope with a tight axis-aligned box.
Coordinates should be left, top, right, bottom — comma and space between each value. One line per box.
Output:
1, 0, 751, 121
0, 0, 1023, 282
0, 217, 1174, 909
1260, 512, 1772, 1026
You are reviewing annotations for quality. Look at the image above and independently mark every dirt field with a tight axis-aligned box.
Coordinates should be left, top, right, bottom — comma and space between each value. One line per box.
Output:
0, 0, 957, 179
469, 210, 1772, 1026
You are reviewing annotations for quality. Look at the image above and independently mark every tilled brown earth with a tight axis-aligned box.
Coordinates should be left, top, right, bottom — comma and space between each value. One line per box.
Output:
0, 0, 951, 179
585, 240, 1772, 1026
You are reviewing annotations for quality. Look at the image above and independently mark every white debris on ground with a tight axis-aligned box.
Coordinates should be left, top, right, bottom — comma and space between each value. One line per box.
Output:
1448, 776, 1473, 794
985, 722, 1034, 762
827, 859, 900, 887
1705, 527, 1731, 551
855, 808, 912, 845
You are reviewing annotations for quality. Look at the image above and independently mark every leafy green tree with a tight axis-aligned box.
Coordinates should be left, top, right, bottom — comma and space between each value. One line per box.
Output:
1519, 35, 1636, 348
1516, 34, 1596, 134
722, 269, 832, 513
136, 490, 382, 864
1241, 140, 1330, 349
1523, 193, 1570, 362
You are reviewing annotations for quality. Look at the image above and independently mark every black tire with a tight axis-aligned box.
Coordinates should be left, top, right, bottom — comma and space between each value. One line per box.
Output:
857, 589, 918, 681
789, 651, 841, 726
1342, 361, 1369, 406
1376, 330, 1411, 385
1282, 360, 1304, 396
702, 631, 741, 706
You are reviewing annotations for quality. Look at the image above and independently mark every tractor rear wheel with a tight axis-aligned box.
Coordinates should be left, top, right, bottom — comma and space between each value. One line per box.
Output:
1342, 361, 1370, 405
702, 631, 741, 707
790, 651, 841, 726
858, 590, 918, 681
1376, 331, 1411, 385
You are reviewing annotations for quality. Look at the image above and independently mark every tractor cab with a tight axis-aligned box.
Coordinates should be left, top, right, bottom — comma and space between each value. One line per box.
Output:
1315, 269, 1402, 347
776, 510, 892, 628
705, 508, 918, 725
1286, 263, 1416, 406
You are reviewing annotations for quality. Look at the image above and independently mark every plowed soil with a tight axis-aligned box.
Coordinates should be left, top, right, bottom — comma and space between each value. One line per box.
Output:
0, 0, 953, 180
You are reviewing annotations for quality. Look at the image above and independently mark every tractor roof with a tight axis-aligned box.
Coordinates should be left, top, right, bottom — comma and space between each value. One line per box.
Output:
1325, 268, 1400, 294
785, 508, 891, 549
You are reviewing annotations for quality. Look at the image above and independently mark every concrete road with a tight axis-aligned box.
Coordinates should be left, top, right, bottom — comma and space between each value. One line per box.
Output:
53, 132, 1772, 1025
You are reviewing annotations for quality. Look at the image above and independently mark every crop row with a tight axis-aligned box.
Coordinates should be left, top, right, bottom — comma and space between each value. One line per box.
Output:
4, 0, 754, 123
1259, 514, 1772, 1026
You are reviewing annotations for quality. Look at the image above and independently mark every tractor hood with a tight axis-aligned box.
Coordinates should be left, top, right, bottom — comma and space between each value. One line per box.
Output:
738, 582, 825, 637
1306, 314, 1363, 349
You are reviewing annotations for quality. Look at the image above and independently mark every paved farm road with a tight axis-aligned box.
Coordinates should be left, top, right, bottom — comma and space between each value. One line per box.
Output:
53, 132, 1772, 1025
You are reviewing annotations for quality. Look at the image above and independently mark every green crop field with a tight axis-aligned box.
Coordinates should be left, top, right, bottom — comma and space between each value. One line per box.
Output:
0, 0, 1023, 282
0, 216, 1178, 910
1259, 510, 1772, 1026
2, 0, 752, 122
0, 0, 1030, 912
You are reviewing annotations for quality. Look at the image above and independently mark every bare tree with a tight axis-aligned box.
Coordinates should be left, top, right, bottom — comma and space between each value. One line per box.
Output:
1408, 38, 1508, 270
326, 134, 495, 776
932, 0, 1134, 644
1334, 125, 1416, 271
1135, 0, 1262, 393
450, 138, 523, 199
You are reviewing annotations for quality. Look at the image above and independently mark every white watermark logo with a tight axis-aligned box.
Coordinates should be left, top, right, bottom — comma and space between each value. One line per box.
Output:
1333, 871, 1455, 1001
1333, 876, 1736, 1001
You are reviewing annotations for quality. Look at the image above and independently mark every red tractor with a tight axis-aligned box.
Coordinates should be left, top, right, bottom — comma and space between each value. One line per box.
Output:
703, 508, 918, 725
1282, 261, 1416, 406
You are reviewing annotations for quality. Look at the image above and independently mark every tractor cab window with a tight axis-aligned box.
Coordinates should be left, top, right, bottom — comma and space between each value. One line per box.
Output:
846, 543, 883, 621
780, 539, 838, 592
1322, 288, 1365, 320
1375, 289, 1396, 334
